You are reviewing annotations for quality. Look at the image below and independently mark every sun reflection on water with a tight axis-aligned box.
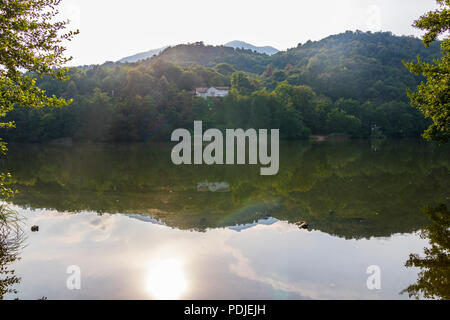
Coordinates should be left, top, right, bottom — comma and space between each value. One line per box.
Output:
146, 259, 188, 299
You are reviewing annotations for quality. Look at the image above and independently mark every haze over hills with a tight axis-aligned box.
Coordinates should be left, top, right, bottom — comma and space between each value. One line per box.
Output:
118, 40, 279, 63
224, 40, 279, 55
118, 46, 168, 63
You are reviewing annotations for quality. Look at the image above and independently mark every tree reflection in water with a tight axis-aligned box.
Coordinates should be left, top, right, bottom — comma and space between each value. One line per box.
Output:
0, 205, 25, 299
402, 204, 450, 300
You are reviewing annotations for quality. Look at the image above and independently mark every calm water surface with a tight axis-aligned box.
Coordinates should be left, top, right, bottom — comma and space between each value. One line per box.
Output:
1, 139, 449, 299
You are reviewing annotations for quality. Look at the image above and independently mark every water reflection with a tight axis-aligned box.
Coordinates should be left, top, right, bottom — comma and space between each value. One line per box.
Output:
0, 206, 25, 299
146, 258, 187, 299
197, 181, 231, 193
0, 140, 448, 299
1, 140, 448, 238
5, 207, 430, 299
402, 204, 450, 300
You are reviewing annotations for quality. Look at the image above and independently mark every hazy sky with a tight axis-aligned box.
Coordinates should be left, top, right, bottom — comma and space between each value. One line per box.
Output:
59, 0, 440, 66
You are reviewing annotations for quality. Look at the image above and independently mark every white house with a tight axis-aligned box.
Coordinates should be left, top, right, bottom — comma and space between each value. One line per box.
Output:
195, 87, 229, 98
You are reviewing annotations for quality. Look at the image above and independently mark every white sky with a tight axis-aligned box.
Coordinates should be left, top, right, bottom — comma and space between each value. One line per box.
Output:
58, 0, 440, 66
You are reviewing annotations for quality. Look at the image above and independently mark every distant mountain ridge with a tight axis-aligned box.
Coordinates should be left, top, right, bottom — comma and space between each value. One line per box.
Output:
118, 46, 168, 63
118, 40, 278, 63
224, 40, 279, 55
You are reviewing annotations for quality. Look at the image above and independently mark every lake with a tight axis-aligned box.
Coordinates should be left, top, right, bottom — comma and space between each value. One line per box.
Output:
0, 139, 449, 299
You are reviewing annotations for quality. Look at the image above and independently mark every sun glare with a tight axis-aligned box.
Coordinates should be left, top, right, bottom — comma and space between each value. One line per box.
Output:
146, 259, 188, 300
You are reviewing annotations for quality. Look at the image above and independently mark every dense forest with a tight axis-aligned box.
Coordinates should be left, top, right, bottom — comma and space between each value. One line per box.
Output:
2, 31, 443, 143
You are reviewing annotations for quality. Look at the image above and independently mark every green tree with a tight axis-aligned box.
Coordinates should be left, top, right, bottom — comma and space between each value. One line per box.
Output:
326, 108, 361, 136
402, 204, 450, 300
214, 63, 236, 76
0, 204, 24, 299
0, 1, 77, 214
230, 71, 254, 93
404, 0, 450, 144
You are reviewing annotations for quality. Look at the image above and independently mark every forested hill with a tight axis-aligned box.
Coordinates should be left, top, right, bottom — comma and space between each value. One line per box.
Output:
145, 31, 441, 101
2, 31, 442, 143
143, 41, 272, 73
267, 31, 442, 101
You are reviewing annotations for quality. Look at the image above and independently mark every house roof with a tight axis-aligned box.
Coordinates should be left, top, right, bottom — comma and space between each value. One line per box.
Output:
195, 87, 208, 93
